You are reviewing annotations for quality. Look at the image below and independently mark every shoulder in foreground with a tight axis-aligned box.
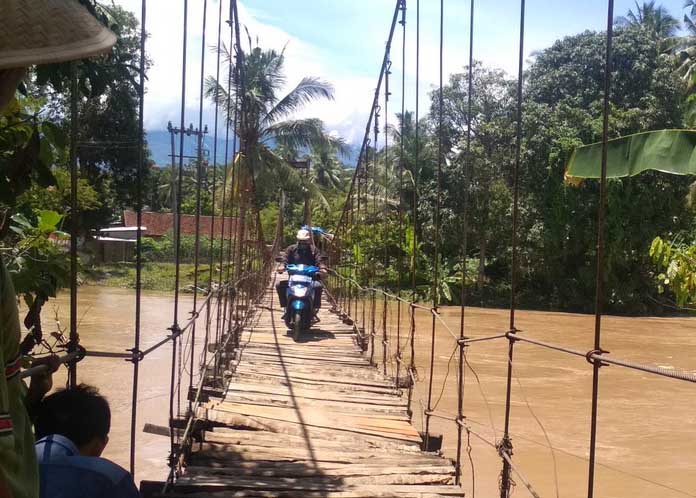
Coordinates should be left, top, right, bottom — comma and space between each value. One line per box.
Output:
53, 455, 134, 486
39, 457, 140, 498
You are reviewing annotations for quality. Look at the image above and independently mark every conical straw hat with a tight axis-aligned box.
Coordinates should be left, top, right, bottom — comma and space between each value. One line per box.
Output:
0, 0, 117, 70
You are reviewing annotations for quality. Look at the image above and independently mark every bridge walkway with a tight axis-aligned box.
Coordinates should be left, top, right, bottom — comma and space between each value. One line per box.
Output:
170, 282, 465, 497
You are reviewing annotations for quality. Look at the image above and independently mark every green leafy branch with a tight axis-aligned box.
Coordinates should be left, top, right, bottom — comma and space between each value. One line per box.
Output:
649, 236, 696, 308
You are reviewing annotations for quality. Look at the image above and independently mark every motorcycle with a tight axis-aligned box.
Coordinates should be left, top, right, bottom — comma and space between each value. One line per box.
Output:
283, 263, 321, 341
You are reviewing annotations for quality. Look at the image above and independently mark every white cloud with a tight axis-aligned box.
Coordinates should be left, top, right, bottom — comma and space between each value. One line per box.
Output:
114, 0, 383, 144
113, 0, 530, 145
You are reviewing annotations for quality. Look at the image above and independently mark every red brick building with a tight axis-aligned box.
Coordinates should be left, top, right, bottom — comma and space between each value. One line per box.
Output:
122, 210, 238, 238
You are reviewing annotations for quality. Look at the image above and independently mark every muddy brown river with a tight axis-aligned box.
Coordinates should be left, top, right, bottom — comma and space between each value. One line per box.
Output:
41, 286, 696, 497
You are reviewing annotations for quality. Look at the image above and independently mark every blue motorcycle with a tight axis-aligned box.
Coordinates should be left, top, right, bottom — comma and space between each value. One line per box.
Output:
284, 264, 321, 341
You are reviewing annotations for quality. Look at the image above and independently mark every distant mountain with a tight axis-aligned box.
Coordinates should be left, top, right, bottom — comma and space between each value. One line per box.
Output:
146, 129, 237, 167
145, 129, 360, 168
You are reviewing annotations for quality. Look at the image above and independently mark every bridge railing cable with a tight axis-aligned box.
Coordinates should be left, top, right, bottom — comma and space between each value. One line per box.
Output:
17, 0, 696, 495
19, 0, 281, 489
326, 1, 696, 497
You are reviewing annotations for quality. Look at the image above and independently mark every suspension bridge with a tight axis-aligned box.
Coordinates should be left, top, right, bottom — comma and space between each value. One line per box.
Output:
17, 0, 696, 497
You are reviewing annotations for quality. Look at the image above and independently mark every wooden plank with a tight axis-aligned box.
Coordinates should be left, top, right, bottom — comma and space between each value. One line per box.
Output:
182, 467, 454, 486
171, 477, 464, 494
242, 350, 369, 365
240, 342, 365, 355
200, 410, 422, 449
204, 401, 419, 440
204, 430, 426, 453
234, 365, 391, 385
210, 400, 412, 425
230, 368, 398, 390
236, 358, 376, 372
220, 394, 407, 417
226, 382, 408, 407
162, 488, 464, 497
207, 428, 425, 453
173, 285, 461, 498
191, 450, 450, 467
185, 463, 454, 475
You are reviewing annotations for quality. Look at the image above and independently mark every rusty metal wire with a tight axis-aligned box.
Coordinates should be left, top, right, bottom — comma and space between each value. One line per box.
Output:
499, 1, 526, 494
322, 2, 696, 497
587, 2, 615, 497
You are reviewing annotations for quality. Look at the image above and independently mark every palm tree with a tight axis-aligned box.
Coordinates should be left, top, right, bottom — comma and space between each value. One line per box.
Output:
615, 1, 680, 42
686, 0, 696, 33
676, 1, 696, 94
388, 111, 435, 215
306, 136, 351, 191
205, 42, 341, 204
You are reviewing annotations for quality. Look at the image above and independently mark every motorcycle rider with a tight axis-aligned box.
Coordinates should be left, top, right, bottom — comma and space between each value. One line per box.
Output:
276, 229, 326, 318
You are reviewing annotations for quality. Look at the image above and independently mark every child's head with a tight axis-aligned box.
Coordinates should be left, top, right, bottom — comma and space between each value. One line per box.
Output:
35, 384, 111, 457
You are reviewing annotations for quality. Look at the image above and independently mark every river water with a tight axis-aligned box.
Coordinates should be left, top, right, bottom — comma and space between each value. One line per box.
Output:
43, 286, 187, 484
41, 286, 696, 497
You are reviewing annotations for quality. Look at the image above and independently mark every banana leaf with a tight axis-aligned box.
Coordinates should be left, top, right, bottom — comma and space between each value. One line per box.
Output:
565, 129, 696, 182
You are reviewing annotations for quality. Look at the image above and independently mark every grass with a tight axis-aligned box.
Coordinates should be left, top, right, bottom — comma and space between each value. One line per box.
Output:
84, 262, 229, 293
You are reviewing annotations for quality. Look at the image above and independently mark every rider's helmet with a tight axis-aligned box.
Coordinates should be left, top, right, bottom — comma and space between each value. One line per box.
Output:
296, 229, 311, 245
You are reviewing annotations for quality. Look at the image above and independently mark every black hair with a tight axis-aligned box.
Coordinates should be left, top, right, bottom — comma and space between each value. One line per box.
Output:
34, 384, 111, 447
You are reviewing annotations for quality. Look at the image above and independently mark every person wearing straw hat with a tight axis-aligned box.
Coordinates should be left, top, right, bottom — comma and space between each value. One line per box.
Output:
0, 0, 117, 108
0, 2, 116, 498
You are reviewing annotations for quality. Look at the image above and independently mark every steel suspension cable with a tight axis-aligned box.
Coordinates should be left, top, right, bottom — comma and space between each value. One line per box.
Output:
129, 0, 147, 476
371, 108, 379, 365
217, 12, 240, 360
68, 61, 78, 389
221, 139, 238, 345
406, 0, 420, 422
334, 0, 403, 238
424, 0, 445, 452
189, 0, 208, 413
169, 0, 189, 474
456, 0, 475, 487
358, 162, 366, 341
587, 2, 614, 497
229, 0, 245, 346
432, 0, 444, 311
382, 58, 390, 375
203, 0, 225, 374
231, 0, 245, 292
500, 1, 526, 496
396, 0, 407, 388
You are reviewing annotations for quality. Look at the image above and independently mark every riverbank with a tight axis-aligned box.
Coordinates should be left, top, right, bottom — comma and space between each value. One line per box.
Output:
85, 262, 203, 292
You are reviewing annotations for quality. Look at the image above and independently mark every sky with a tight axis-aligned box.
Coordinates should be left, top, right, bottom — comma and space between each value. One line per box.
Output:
114, 0, 691, 147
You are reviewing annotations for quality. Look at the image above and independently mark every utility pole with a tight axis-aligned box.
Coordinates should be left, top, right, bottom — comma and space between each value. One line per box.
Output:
167, 121, 209, 238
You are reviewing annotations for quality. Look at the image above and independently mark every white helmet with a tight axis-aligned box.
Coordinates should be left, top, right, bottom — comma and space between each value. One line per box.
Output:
296, 229, 311, 242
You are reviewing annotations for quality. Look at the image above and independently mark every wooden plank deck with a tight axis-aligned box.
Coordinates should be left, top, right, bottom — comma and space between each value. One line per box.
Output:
173, 283, 464, 497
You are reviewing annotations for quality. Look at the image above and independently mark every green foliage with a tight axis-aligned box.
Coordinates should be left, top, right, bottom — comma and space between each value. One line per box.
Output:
260, 203, 280, 243
0, 1, 155, 334
17, 168, 101, 217
517, 24, 690, 313
649, 236, 696, 307
85, 262, 201, 293
24, 4, 152, 230
139, 233, 226, 263
615, 1, 680, 43
5, 210, 71, 306
0, 98, 60, 210
337, 18, 694, 314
